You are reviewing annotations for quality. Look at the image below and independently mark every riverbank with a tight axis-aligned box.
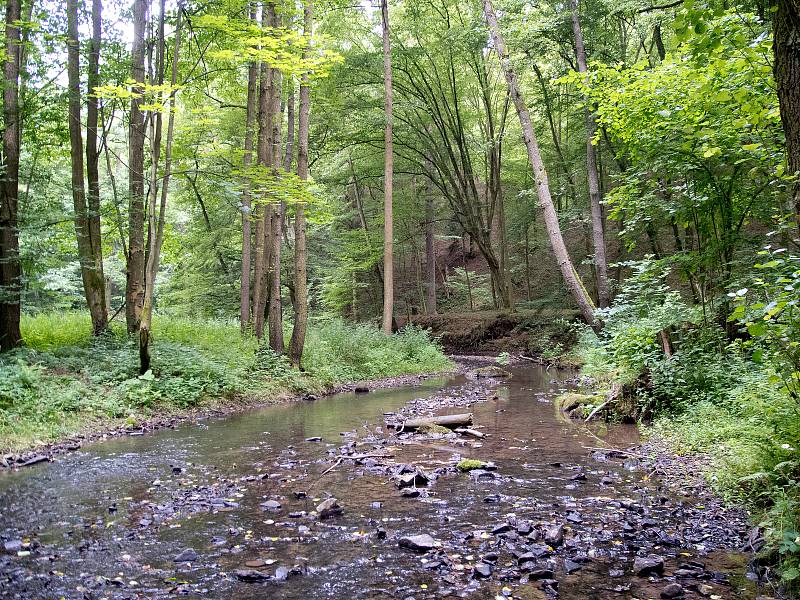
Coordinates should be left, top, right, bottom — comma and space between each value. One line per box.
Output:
0, 313, 453, 468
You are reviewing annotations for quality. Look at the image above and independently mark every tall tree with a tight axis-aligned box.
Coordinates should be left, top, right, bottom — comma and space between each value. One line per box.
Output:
126, 0, 147, 334
774, 0, 800, 233
381, 0, 394, 334
289, 0, 311, 368
267, 5, 284, 353
67, 0, 107, 335
570, 0, 610, 307
0, 0, 22, 350
483, 0, 598, 328
240, 3, 259, 334
139, 1, 182, 373
424, 191, 436, 314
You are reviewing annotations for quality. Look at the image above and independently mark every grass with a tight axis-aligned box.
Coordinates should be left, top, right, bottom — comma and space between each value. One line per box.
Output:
0, 312, 452, 454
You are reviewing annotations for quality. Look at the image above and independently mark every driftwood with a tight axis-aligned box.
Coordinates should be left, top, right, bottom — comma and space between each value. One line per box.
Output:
454, 427, 485, 439
394, 413, 473, 431
584, 382, 623, 422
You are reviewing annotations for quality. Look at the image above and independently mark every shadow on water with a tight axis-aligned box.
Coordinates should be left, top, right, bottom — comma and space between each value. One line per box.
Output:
0, 365, 761, 599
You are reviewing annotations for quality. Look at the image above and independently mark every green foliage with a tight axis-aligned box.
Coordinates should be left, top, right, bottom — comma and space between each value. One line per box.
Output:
0, 313, 450, 453
440, 268, 493, 312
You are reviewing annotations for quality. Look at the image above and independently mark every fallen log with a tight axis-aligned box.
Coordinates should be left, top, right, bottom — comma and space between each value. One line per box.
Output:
393, 413, 473, 431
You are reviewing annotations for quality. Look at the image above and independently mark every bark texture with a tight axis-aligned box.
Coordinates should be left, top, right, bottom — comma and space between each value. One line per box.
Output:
0, 0, 22, 351
774, 0, 800, 233
570, 0, 610, 308
126, 0, 147, 334
68, 0, 107, 335
483, 0, 598, 328
289, 0, 311, 368
381, 0, 394, 334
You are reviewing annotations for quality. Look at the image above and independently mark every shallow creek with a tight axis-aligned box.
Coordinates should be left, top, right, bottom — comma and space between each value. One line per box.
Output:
0, 364, 760, 599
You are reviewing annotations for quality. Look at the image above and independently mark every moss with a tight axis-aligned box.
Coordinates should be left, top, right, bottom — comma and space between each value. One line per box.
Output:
417, 423, 452, 435
456, 459, 486, 472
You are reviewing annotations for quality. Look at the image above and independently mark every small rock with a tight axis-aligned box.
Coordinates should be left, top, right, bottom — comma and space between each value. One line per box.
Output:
483, 494, 500, 503
316, 497, 343, 519
570, 472, 587, 481
661, 583, 684, 598
3, 540, 22, 553
235, 568, 269, 582
473, 563, 492, 578
293, 491, 307, 499
401, 488, 421, 498
305, 437, 322, 442
260, 500, 282, 511
371, 501, 383, 509
633, 555, 665, 576
545, 524, 564, 546
564, 559, 582, 574
398, 534, 437, 552
354, 386, 370, 393
491, 523, 512, 535
173, 548, 199, 563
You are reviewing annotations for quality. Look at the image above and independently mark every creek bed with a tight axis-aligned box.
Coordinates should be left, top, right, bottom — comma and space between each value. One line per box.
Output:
0, 364, 760, 599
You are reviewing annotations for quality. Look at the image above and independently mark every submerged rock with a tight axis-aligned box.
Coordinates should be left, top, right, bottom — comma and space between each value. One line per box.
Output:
235, 568, 270, 582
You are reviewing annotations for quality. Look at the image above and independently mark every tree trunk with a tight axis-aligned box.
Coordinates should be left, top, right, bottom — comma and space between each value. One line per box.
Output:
267, 25, 284, 354
483, 0, 598, 328
139, 1, 181, 374
570, 0, 610, 308
240, 3, 259, 334
289, 0, 311, 368
253, 5, 273, 339
0, 0, 22, 351
68, 0, 107, 336
126, 0, 147, 334
424, 192, 436, 314
774, 0, 800, 234
381, 0, 394, 334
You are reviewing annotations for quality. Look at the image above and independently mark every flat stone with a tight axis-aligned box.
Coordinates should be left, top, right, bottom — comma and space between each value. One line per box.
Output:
260, 500, 282, 511
398, 534, 438, 552
316, 497, 343, 519
235, 568, 270, 582
564, 559, 582, 574
305, 436, 322, 442
473, 563, 492, 578
633, 555, 665, 576
545, 524, 564, 546
3, 540, 22, 553
173, 548, 199, 563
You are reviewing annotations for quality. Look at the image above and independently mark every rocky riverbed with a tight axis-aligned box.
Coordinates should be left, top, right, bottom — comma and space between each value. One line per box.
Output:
0, 361, 772, 599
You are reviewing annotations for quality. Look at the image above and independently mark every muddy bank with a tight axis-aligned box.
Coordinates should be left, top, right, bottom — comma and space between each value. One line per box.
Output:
0, 362, 772, 599
1, 359, 487, 471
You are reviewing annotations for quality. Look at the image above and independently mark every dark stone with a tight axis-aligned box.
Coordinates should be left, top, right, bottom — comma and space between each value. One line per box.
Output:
401, 488, 421, 498
473, 563, 492, 578
634, 555, 665, 576
354, 386, 370, 393
293, 491, 307, 499
398, 534, 437, 552
235, 568, 270, 582
305, 437, 322, 442
174, 548, 199, 563
491, 523, 513, 535
570, 472, 587, 481
516, 521, 532, 535
316, 498, 343, 519
545, 524, 564, 546
564, 559, 582, 574
484, 494, 501, 503
661, 583, 684, 598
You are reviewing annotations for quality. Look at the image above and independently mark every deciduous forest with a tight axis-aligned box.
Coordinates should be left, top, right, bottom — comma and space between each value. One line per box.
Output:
1, 0, 799, 597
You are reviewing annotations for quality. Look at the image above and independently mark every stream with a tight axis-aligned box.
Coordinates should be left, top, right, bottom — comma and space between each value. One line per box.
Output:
0, 363, 760, 599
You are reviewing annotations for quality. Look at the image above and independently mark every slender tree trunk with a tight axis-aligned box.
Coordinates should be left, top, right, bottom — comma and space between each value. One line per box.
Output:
139, 2, 181, 374
0, 0, 22, 351
240, 3, 259, 334
424, 192, 436, 314
483, 0, 598, 328
267, 26, 284, 353
381, 0, 394, 334
86, 0, 107, 331
289, 0, 311, 368
126, 0, 147, 334
253, 4, 273, 339
774, 0, 800, 234
570, 0, 610, 308
68, 0, 107, 336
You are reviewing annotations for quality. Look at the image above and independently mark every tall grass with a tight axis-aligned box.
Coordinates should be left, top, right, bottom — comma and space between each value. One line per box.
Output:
0, 312, 451, 453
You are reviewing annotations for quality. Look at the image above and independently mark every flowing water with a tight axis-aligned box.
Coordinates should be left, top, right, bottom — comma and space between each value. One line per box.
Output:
0, 364, 760, 599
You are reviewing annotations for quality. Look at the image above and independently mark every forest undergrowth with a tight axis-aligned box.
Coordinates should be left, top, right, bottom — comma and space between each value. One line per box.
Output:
0, 313, 451, 454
